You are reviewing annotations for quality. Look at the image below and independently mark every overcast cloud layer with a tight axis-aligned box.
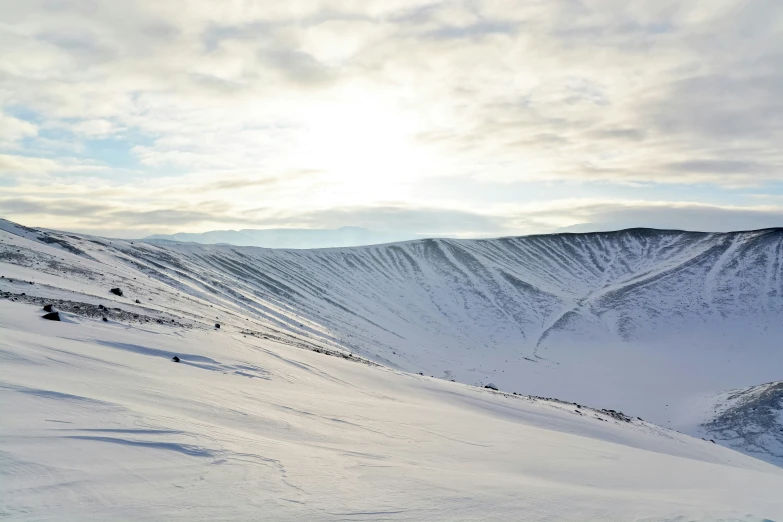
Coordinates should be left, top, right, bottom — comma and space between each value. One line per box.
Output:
1, 0, 782, 237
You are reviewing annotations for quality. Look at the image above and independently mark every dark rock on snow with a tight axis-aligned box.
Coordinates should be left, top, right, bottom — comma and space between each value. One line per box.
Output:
485, 383, 499, 391
215, 323, 220, 329
43, 304, 54, 312
172, 356, 180, 363
110, 288, 123, 296
42, 312, 61, 321
102, 317, 108, 322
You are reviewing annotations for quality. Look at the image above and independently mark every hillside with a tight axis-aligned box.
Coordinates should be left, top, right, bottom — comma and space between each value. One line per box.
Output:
4, 298, 783, 521
1, 218, 782, 467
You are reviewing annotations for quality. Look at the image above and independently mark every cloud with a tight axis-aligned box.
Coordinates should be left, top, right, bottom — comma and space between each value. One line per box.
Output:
2, 0, 783, 236
545, 201, 783, 233
4, 191, 782, 240
259, 205, 508, 236
0, 196, 261, 234
69, 119, 118, 138
188, 169, 320, 192
0, 113, 37, 146
0, 154, 61, 174
0, 154, 108, 177
0, 197, 111, 217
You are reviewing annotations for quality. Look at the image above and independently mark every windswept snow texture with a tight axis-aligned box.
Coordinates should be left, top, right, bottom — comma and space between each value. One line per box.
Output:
2, 219, 783, 466
1, 301, 782, 521
149, 226, 783, 454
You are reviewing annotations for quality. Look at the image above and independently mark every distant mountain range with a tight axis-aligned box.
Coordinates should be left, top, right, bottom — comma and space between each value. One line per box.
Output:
144, 227, 419, 249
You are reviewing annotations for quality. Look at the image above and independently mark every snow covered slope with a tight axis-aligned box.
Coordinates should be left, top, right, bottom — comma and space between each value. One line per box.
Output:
2, 300, 782, 521
2, 218, 783, 466
686, 381, 783, 465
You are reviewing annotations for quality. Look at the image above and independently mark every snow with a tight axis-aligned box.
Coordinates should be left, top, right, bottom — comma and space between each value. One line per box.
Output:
2, 300, 782, 521
687, 381, 783, 465
3, 219, 783, 518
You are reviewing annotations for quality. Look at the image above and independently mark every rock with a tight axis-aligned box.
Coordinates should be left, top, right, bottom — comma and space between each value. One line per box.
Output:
485, 383, 499, 391
43, 304, 54, 312
135, 299, 141, 304
102, 317, 108, 322
42, 312, 61, 321
98, 304, 105, 309
110, 288, 123, 296
215, 323, 220, 329
172, 356, 180, 363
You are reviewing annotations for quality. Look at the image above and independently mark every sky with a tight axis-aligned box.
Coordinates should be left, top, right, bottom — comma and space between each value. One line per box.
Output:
1, 0, 782, 239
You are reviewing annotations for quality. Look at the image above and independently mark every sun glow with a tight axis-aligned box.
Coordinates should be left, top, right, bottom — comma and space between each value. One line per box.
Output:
295, 92, 436, 203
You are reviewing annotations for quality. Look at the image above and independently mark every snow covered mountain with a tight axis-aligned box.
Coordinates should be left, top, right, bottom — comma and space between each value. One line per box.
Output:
2, 218, 783, 470
2, 218, 783, 520
697, 380, 783, 464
